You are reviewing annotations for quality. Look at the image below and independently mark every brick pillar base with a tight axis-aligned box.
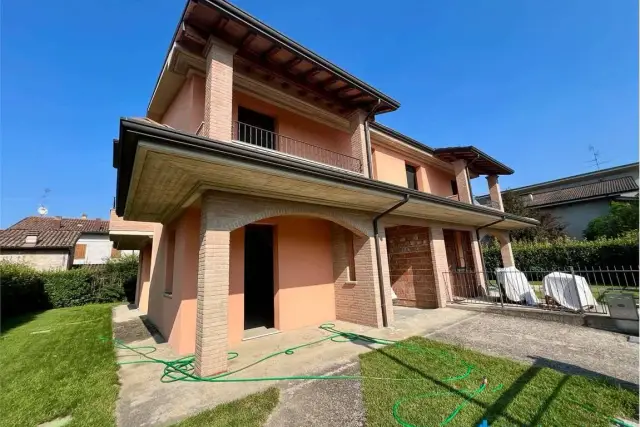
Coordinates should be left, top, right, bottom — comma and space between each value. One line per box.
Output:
331, 225, 387, 328
195, 192, 230, 377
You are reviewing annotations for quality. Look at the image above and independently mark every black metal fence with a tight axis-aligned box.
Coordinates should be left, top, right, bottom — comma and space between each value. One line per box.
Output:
232, 121, 362, 173
443, 267, 639, 316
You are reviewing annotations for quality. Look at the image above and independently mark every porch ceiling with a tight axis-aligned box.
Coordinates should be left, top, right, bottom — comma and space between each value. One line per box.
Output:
109, 232, 152, 251
115, 119, 538, 231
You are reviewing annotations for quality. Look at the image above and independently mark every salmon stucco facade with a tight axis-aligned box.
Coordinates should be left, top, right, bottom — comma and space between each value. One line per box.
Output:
110, 0, 537, 376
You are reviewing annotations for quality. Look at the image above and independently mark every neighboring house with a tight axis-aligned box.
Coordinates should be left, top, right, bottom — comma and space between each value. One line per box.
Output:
111, 0, 537, 376
0, 214, 128, 269
477, 162, 639, 239
0, 228, 80, 270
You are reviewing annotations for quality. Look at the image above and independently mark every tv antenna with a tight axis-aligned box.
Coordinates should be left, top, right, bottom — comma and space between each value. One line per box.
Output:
38, 188, 51, 216
586, 145, 609, 171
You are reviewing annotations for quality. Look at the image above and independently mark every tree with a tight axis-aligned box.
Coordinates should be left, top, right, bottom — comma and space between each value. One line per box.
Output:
501, 192, 567, 242
583, 201, 639, 240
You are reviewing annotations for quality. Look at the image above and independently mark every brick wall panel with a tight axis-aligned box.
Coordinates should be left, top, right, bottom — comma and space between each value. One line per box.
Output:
386, 226, 439, 309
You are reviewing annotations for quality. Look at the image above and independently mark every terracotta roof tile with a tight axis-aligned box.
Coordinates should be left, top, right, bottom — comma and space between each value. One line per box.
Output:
0, 229, 81, 249
8, 216, 109, 233
527, 177, 639, 207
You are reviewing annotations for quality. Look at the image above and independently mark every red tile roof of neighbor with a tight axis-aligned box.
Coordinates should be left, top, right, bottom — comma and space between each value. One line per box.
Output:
0, 229, 81, 249
8, 216, 109, 233
526, 176, 639, 207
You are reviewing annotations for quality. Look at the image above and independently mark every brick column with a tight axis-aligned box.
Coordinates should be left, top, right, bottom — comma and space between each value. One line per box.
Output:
352, 234, 385, 327
348, 110, 370, 177
203, 37, 236, 141
486, 175, 504, 211
452, 159, 472, 203
469, 232, 487, 291
195, 192, 230, 377
428, 227, 451, 307
498, 232, 515, 268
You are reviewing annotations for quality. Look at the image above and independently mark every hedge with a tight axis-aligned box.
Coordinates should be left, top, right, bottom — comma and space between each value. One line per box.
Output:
1, 255, 138, 320
482, 234, 639, 272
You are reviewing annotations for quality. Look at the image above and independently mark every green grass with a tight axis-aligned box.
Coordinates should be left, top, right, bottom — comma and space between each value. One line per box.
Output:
0, 305, 279, 427
171, 387, 279, 427
0, 304, 119, 427
360, 337, 637, 427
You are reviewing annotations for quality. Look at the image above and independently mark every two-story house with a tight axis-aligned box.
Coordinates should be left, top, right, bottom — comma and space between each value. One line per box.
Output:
111, 0, 537, 376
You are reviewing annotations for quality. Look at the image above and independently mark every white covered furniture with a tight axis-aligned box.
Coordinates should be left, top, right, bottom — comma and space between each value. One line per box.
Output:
543, 272, 597, 311
495, 266, 540, 306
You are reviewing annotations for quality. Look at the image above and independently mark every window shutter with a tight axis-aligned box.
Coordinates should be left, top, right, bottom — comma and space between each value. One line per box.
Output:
74, 244, 87, 259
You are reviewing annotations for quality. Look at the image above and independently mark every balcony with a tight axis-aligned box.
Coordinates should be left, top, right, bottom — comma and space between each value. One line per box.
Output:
231, 121, 362, 174
109, 209, 156, 250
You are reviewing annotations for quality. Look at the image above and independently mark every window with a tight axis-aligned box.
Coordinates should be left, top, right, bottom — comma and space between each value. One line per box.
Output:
405, 164, 418, 190
345, 232, 356, 282
237, 107, 276, 149
164, 230, 176, 294
451, 180, 459, 196
74, 244, 87, 259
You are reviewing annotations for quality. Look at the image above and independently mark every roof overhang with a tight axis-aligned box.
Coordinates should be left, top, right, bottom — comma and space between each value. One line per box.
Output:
114, 119, 538, 231
148, 0, 399, 122
109, 231, 153, 251
434, 146, 514, 176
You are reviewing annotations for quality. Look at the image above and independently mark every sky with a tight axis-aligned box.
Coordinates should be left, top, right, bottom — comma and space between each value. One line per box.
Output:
1, 0, 637, 227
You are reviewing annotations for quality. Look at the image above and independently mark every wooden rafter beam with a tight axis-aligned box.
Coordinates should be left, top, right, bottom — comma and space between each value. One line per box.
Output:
323, 78, 339, 89
237, 53, 347, 108
241, 32, 257, 49
336, 86, 355, 97
216, 16, 229, 31
263, 45, 281, 62
284, 58, 302, 72
303, 68, 321, 82
181, 23, 207, 45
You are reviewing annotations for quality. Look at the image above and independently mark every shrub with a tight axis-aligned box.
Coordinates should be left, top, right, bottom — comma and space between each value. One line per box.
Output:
583, 201, 639, 240
0, 261, 49, 318
482, 234, 639, 272
43, 269, 97, 308
0, 255, 138, 319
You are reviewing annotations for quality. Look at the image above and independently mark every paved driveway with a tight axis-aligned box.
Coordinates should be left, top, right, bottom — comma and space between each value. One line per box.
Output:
428, 312, 638, 390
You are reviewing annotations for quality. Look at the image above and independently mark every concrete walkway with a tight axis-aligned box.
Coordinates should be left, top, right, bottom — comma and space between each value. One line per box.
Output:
113, 305, 638, 426
113, 305, 476, 427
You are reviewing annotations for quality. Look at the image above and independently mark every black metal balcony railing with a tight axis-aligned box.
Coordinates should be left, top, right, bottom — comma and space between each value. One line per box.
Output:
231, 121, 362, 173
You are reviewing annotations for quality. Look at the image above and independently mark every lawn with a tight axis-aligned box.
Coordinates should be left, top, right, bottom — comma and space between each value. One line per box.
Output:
0, 304, 119, 427
0, 304, 279, 427
171, 387, 279, 427
360, 337, 637, 427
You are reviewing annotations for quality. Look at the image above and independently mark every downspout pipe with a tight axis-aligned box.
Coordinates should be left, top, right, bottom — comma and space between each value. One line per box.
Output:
373, 194, 410, 327
364, 99, 382, 178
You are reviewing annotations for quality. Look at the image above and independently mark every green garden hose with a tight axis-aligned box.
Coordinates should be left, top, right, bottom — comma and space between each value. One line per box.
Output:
106, 323, 633, 427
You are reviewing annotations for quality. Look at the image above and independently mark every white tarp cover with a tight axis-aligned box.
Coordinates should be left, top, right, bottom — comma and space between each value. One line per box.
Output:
542, 272, 597, 311
495, 267, 540, 305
